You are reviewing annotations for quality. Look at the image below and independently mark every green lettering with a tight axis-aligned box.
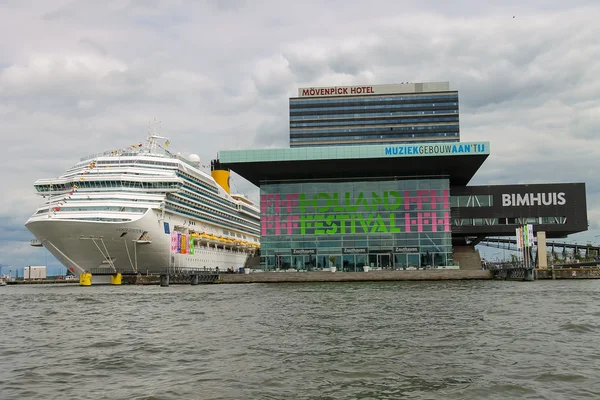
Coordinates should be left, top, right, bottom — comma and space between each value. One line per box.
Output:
356, 192, 370, 212
300, 215, 312, 234
316, 193, 331, 213
371, 192, 384, 211
335, 214, 349, 234
357, 213, 376, 233
332, 193, 345, 212
344, 192, 358, 212
387, 191, 402, 211
348, 214, 357, 233
313, 214, 325, 234
372, 214, 388, 233
389, 213, 401, 233
299, 194, 314, 213
325, 215, 338, 234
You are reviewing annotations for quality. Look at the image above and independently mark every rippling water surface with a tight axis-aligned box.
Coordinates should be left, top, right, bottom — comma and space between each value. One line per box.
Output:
2, 280, 600, 399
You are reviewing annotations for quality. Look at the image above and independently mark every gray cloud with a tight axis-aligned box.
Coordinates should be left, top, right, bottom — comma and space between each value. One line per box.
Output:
1, 0, 599, 270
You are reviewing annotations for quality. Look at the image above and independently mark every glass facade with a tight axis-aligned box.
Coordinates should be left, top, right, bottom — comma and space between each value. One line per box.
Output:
260, 179, 452, 271
289, 92, 460, 147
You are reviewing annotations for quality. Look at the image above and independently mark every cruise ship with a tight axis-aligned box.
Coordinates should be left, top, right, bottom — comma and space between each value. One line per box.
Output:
25, 132, 260, 276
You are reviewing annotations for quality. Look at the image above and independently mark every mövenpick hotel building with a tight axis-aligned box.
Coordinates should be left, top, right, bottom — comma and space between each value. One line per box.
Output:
289, 82, 459, 147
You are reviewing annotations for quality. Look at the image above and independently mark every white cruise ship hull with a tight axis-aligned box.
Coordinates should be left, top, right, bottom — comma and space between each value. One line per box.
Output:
25, 209, 250, 276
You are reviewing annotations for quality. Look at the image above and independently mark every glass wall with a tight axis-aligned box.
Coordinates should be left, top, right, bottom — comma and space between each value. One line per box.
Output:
260, 179, 452, 271
289, 93, 460, 147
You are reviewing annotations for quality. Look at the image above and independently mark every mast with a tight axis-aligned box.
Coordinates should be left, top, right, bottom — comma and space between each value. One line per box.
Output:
145, 118, 170, 155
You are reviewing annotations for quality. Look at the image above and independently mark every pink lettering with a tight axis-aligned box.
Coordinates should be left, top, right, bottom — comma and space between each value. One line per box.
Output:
261, 194, 281, 235
403, 211, 450, 233
404, 191, 421, 210
279, 215, 299, 235
405, 213, 422, 233
261, 193, 300, 235
262, 215, 275, 235
280, 193, 299, 212
438, 212, 451, 232
404, 190, 450, 211
422, 212, 433, 231
431, 190, 449, 209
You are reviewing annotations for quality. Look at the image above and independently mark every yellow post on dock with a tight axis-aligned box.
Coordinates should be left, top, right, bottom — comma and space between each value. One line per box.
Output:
110, 272, 122, 285
79, 272, 92, 286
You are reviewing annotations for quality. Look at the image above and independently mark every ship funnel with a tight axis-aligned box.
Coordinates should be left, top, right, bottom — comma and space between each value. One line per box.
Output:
211, 159, 230, 194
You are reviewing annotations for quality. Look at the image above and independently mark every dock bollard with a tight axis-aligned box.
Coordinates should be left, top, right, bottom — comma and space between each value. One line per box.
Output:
160, 274, 170, 287
79, 272, 92, 286
110, 272, 122, 285
191, 275, 199, 285
524, 269, 535, 281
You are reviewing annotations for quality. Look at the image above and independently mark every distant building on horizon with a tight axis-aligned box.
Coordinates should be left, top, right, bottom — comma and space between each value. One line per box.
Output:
289, 82, 459, 147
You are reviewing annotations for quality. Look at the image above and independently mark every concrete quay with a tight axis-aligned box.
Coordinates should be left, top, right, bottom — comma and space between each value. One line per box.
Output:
219, 269, 492, 284
6, 279, 77, 285
537, 267, 600, 279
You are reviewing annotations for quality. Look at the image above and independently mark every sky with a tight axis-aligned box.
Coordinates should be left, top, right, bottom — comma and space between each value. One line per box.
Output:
1, 0, 599, 275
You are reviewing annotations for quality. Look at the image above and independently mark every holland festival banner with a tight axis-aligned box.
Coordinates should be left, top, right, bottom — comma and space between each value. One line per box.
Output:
180, 234, 188, 255
515, 226, 523, 250
261, 188, 451, 236
170, 232, 178, 254
189, 236, 195, 255
527, 224, 534, 247
516, 224, 534, 249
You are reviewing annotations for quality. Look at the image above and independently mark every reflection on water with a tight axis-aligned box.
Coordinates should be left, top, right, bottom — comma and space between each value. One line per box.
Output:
1, 280, 600, 399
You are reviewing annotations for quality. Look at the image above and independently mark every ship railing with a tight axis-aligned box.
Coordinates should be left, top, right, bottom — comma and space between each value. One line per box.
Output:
79, 148, 172, 162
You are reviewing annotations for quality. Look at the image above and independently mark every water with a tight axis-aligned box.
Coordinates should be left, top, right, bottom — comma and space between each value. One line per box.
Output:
1, 280, 600, 400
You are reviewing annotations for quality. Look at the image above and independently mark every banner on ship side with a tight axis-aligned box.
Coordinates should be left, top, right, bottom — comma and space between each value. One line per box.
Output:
180, 234, 187, 254
189, 236, 195, 255
170, 232, 178, 254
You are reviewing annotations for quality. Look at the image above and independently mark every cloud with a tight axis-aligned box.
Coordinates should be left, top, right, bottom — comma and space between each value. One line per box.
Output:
251, 54, 295, 97
1, 0, 599, 271
0, 53, 127, 96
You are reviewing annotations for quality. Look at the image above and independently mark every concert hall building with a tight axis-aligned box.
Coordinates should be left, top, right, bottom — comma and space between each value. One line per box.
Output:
215, 83, 588, 271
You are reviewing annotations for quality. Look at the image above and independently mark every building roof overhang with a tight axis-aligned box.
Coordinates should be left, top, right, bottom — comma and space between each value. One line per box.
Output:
218, 142, 490, 186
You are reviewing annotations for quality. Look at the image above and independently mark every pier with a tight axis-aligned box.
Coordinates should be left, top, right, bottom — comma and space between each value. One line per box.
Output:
7, 266, 600, 286
490, 267, 536, 281
124, 269, 493, 285
219, 269, 491, 283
